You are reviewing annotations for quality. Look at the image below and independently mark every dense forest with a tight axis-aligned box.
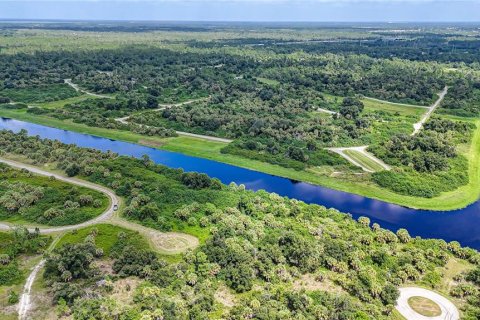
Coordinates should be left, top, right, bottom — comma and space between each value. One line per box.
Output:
0, 130, 479, 319
1, 23, 480, 319
0, 36, 478, 199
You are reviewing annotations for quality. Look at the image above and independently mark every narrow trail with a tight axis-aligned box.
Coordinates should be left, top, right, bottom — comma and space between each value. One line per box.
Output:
412, 86, 448, 136
316, 107, 337, 115
115, 97, 233, 143
18, 234, 63, 320
17, 260, 44, 320
64, 79, 114, 99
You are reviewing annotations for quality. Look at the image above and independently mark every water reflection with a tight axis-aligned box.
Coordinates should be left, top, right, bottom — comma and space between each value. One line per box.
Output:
1, 117, 479, 249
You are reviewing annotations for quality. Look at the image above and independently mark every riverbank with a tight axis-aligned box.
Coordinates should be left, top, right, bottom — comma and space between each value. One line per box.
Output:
1, 108, 479, 211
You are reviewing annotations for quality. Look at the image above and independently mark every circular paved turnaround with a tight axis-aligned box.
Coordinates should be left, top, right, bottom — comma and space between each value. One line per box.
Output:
395, 287, 459, 320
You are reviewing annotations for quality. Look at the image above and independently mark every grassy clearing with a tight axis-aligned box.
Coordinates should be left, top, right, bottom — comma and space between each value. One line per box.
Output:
256, 77, 280, 86
343, 149, 386, 172
407, 296, 442, 316
57, 224, 150, 255
1, 108, 480, 211
38, 94, 100, 109
363, 97, 426, 116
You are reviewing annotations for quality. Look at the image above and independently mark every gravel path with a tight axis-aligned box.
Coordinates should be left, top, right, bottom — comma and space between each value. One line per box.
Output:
0, 158, 118, 234
0, 157, 199, 319
412, 86, 448, 135
17, 259, 45, 320
114, 97, 233, 143
64, 78, 114, 99
396, 287, 459, 320
326, 146, 391, 172
0, 157, 198, 251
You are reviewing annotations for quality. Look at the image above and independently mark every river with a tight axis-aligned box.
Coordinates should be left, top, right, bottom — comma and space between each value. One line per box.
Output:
1, 117, 479, 249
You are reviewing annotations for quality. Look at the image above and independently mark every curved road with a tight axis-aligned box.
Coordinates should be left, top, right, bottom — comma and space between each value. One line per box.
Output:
0, 157, 199, 320
0, 157, 199, 252
0, 158, 118, 234
396, 287, 459, 320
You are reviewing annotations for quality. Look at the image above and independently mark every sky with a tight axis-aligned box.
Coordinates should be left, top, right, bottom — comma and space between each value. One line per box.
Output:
0, 0, 479, 22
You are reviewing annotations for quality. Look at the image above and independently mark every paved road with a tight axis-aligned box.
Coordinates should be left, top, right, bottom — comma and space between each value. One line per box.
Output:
0, 158, 118, 234
326, 145, 391, 172
396, 287, 459, 320
412, 86, 448, 135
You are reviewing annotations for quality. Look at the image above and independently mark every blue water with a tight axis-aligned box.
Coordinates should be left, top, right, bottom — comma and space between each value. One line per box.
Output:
1, 117, 480, 249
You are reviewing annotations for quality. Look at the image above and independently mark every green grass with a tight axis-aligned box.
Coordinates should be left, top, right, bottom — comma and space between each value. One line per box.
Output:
363, 98, 427, 116
407, 296, 441, 317
343, 150, 386, 172
38, 94, 100, 109
256, 77, 280, 86
57, 224, 150, 255
1, 107, 480, 211
388, 310, 406, 320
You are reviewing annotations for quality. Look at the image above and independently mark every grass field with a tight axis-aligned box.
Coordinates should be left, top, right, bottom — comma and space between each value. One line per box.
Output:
1, 107, 479, 211
38, 94, 100, 109
363, 97, 427, 116
407, 296, 442, 316
57, 224, 150, 255
256, 77, 280, 86
343, 149, 387, 172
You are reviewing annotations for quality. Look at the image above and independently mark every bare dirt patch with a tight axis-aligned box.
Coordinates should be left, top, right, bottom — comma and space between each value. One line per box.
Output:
109, 277, 142, 305
215, 285, 236, 308
292, 274, 343, 293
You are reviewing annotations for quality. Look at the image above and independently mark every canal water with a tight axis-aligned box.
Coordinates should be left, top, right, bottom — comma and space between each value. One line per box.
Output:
1, 117, 479, 249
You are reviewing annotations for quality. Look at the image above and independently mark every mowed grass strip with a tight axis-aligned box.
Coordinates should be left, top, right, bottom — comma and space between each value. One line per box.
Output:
363, 98, 426, 116
38, 94, 101, 109
57, 224, 150, 255
2, 108, 480, 211
407, 296, 442, 317
343, 149, 386, 172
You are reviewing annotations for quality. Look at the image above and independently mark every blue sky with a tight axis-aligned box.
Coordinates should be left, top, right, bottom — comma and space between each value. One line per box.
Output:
0, 1, 479, 22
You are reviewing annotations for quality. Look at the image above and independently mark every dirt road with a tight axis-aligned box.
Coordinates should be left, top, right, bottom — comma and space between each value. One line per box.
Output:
326, 146, 391, 172
0, 157, 198, 319
396, 287, 459, 320
64, 79, 113, 99
412, 86, 448, 135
